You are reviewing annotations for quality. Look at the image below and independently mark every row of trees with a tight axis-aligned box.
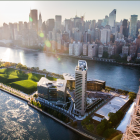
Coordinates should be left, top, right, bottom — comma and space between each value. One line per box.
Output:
30, 100, 70, 123
1, 61, 64, 79
96, 110, 124, 138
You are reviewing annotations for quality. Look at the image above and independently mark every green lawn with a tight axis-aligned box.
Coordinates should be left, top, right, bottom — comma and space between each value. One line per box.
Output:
46, 76, 57, 81
9, 80, 37, 94
0, 68, 7, 74
0, 68, 44, 94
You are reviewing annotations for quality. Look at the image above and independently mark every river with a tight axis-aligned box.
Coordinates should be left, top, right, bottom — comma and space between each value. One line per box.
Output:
0, 90, 88, 140
0, 46, 140, 93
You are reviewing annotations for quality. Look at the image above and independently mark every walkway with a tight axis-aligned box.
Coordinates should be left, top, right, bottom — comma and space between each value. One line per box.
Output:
36, 97, 76, 121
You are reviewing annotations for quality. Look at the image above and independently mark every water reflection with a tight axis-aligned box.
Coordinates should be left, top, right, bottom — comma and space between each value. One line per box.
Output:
0, 90, 51, 140
117, 102, 134, 133
0, 90, 87, 140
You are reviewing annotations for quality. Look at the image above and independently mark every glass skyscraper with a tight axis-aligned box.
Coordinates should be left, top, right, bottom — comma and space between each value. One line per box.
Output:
129, 15, 138, 39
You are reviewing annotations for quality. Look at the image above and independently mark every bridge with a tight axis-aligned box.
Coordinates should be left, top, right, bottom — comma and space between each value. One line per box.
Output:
122, 86, 140, 140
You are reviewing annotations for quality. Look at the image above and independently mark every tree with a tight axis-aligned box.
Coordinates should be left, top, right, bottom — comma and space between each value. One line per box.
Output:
103, 128, 116, 138
36, 67, 39, 71
86, 124, 94, 132
4, 62, 11, 68
43, 69, 47, 72
96, 121, 106, 135
16, 63, 23, 70
103, 52, 109, 58
128, 92, 136, 101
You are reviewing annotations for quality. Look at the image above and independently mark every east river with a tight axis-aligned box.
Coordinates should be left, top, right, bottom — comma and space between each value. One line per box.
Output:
0, 90, 88, 140
0, 46, 140, 139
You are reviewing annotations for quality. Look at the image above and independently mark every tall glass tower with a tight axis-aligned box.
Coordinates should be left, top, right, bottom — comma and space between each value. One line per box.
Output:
108, 9, 116, 28
129, 15, 138, 39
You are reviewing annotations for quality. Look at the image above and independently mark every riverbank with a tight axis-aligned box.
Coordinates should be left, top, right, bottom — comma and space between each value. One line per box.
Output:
28, 102, 97, 140
46, 51, 140, 67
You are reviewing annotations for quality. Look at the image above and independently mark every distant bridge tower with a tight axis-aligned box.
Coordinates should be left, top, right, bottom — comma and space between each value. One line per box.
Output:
122, 86, 140, 140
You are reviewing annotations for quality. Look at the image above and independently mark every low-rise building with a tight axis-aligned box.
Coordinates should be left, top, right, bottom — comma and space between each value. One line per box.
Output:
37, 77, 66, 103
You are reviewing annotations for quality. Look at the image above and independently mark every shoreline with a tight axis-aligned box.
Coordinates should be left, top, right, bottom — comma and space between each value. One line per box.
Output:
0, 45, 140, 67
46, 52, 140, 67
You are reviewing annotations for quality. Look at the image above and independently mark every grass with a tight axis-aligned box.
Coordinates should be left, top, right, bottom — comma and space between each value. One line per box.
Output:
9, 80, 37, 94
46, 76, 57, 81
0, 68, 44, 94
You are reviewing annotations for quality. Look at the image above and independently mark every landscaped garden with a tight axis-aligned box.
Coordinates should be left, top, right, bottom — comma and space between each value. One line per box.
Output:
0, 68, 44, 94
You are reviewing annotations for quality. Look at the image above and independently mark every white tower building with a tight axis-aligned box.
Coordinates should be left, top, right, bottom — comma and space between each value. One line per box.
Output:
74, 42, 83, 56
100, 29, 111, 44
74, 60, 87, 116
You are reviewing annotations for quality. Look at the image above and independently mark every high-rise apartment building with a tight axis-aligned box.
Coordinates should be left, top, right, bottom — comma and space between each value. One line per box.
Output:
55, 15, 62, 31
38, 12, 42, 30
98, 45, 104, 57
46, 19, 55, 32
74, 42, 83, 56
69, 43, 74, 55
108, 9, 116, 28
29, 9, 38, 32
100, 29, 111, 44
88, 43, 98, 58
83, 44, 88, 55
122, 46, 129, 56
74, 60, 87, 116
122, 19, 128, 38
129, 15, 138, 38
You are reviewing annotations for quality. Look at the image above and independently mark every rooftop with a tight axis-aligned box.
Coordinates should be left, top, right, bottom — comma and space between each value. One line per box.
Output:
38, 77, 66, 92
75, 60, 88, 71
95, 96, 129, 120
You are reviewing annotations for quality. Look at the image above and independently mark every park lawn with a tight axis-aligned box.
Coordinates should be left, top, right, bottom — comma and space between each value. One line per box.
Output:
0, 68, 45, 94
28, 73, 44, 82
0, 68, 7, 74
0, 74, 21, 84
9, 80, 37, 94
46, 76, 57, 81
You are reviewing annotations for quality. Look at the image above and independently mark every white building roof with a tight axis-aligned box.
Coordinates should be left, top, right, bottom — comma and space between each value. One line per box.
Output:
96, 96, 129, 120
63, 73, 75, 81
92, 116, 102, 122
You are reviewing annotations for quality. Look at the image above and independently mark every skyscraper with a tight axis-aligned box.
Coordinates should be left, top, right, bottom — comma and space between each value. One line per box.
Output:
55, 15, 62, 31
38, 12, 42, 30
74, 60, 87, 116
108, 9, 116, 28
100, 29, 111, 44
129, 15, 138, 38
122, 19, 128, 38
29, 9, 38, 32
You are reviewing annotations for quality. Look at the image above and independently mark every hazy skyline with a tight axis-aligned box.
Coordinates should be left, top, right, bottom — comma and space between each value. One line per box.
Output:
0, 1, 140, 26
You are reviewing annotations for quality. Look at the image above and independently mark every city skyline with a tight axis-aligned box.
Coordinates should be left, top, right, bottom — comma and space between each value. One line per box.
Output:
0, 1, 140, 26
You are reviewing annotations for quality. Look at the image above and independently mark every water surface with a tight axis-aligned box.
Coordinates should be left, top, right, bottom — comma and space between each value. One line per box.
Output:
0, 46, 139, 93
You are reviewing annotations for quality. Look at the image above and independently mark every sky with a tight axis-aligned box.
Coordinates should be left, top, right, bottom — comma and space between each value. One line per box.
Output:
0, 1, 140, 26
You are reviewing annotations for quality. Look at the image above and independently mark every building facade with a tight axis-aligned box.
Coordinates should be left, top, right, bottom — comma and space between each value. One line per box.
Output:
74, 60, 87, 116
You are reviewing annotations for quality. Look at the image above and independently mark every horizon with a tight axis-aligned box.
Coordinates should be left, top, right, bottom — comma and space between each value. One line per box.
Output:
0, 1, 140, 26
